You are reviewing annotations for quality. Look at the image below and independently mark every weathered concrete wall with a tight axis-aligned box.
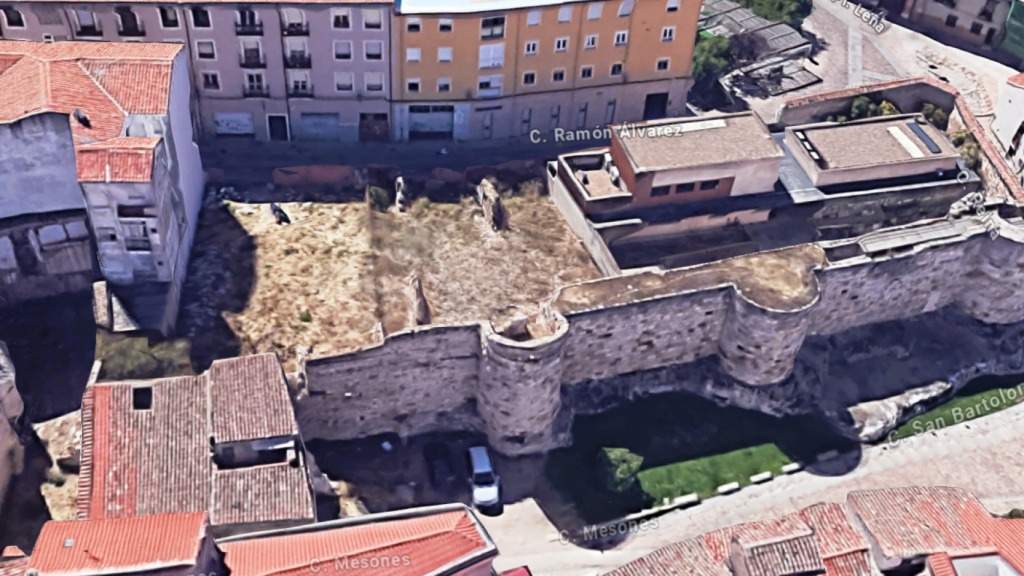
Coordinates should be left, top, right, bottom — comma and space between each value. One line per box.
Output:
295, 214, 1024, 455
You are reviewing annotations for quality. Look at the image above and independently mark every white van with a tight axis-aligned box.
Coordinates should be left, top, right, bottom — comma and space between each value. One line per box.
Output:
467, 446, 501, 511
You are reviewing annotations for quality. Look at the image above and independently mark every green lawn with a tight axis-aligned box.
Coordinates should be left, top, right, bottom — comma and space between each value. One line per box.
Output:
886, 380, 1024, 442
639, 444, 792, 501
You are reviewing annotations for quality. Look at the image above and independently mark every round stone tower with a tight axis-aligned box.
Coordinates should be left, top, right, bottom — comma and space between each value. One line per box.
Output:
478, 316, 569, 456
717, 290, 814, 385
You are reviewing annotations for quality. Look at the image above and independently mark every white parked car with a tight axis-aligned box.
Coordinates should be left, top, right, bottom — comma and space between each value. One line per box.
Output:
467, 446, 501, 512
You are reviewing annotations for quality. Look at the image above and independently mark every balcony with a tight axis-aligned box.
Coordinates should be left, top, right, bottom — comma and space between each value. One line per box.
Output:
287, 85, 314, 98
285, 53, 311, 68
240, 52, 266, 68
77, 25, 103, 37
118, 24, 145, 37
243, 85, 270, 98
236, 22, 264, 35
282, 22, 309, 36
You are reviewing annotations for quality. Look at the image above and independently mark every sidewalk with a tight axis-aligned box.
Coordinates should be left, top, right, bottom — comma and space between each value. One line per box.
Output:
200, 135, 612, 186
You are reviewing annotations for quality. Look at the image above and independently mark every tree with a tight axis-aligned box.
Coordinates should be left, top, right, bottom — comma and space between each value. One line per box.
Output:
879, 101, 900, 116
735, 0, 813, 29
597, 447, 644, 493
691, 35, 734, 92
850, 96, 880, 120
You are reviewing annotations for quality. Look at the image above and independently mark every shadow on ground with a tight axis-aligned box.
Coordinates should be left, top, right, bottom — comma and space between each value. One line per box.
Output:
0, 428, 54, 553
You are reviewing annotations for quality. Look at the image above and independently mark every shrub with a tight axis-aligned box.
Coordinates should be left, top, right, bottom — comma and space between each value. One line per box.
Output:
1005, 509, 1024, 519
46, 468, 66, 487
597, 447, 644, 493
879, 101, 900, 116
367, 185, 392, 213
299, 310, 313, 323
929, 109, 949, 131
850, 96, 880, 120
960, 141, 981, 171
691, 35, 734, 87
949, 129, 971, 147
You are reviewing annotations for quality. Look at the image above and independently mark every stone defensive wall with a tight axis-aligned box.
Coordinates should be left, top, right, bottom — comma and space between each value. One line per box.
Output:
295, 212, 1024, 456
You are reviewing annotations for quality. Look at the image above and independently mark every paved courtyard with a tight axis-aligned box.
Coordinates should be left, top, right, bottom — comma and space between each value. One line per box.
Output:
483, 397, 1024, 576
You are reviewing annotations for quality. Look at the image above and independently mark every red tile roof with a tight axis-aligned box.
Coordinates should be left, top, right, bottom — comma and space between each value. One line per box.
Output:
1008, 73, 1024, 89
604, 538, 732, 576
847, 487, 994, 561
27, 512, 207, 575
954, 507, 1024, 573
0, 551, 23, 560
701, 515, 817, 563
0, 42, 179, 183
219, 509, 492, 576
208, 354, 299, 443
0, 557, 28, 576
928, 552, 957, 576
794, 504, 873, 576
76, 137, 161, 183
78, 354, 313, 529
211, 463, 315, 527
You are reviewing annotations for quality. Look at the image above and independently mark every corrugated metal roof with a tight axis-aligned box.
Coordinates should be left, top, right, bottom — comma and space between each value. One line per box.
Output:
27, 513, 207, 575
219, 510, 489, 576
604, 538, 732, 576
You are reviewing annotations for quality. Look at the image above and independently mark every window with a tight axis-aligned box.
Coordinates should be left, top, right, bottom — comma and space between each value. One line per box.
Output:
662, 26, 675, 41
132, 387, 153, 410
479, 43, 505, 68
585, 34, 598, 49
676, 182, 695, 193
481, 16, 505, 39
553, 68, 565, 81
550, 104, 561, 129
335, 71, 354, 91
365, 40, 383, 60
615, 30, 628, 45
365, 72, 384, 91
700, 180, 720, 190
667, 0, 679, 11
196, 40, 216, 59
407, 17, 421, 32
521, 108, 532, 134
656, 57, 669, 70
159, 6, 179, 28
407, 78, 420, 92
117, 6, 144, 35
527, 9, 541, 24
0, 6, 24, 27
581, 65, 593, 78
439, 18, 453, 31
525, 40, 538, 54
558, 5, 573, 21
523, 71, 536, 85
555, 37, 569, 51
334, 40, 352, 60
288, 69, 310, 92
75, 10, 100, 34
438, 77, 451, 92
611, 62, 623, 75
478, 74, 503, 96
362, 8, 381, 29
588, 2, 603, 18
202, 71, 220, 89
945, 14, 958, 26
332, 8, 350, 28
246, 72, 265, 90
191, 7, 211, 28
237, 8, 257, 26
43, 33, 54, 42
407, 47, 421, 62
618, 0, 634, 16
576, 102, 588, 128
438, 46, 453, 61
970, 21, 983, 34
651, 185, 671, 197
605, 99, 616, 123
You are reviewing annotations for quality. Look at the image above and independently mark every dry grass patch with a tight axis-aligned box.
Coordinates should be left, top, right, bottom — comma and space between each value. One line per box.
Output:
220, 187, 598, 369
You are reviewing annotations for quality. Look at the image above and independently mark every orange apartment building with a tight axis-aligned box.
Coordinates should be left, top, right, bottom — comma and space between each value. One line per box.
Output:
389, 0, 700, 141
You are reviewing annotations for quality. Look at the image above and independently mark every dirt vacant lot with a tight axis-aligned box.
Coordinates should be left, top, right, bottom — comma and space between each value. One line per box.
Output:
183, 188, 599, 371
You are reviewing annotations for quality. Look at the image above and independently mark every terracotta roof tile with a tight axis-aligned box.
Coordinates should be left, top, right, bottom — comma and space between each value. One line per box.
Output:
847, 487, 994, 561
701, 515, 816, 563
0, 41, 178, 182
822, 553, 875, 576
28, 512, 207, 575
220, 510, 490, 576
209, 354, 299, 443
732, 525, 825, 576
76, 138, 160, 183
0, 550, 23, 560
797, 503, 869, 558
78, 355, 315, 530
211, 463, 315, 527
1008, 73, 1024, 89
954, 507, 1024, 573
0, 557, 28, 576
604, 538, 732, 576
927, 552, 957, 576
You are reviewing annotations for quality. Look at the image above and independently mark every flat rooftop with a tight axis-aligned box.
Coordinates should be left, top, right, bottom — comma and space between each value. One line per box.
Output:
613, 112, 785, 173
793, 115, 960, 171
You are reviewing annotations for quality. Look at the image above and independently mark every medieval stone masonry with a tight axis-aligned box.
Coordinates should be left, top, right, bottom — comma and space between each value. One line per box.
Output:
297, 212, 1024, 456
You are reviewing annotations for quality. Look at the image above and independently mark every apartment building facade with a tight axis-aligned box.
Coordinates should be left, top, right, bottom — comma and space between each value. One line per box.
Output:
900, 0, 1012, 47
0, 1, 393, 142
390, 0, 699, 142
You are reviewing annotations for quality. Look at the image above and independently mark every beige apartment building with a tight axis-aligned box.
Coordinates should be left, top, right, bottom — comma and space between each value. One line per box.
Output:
390, 0, 700, 141
0, 1, 393, 141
